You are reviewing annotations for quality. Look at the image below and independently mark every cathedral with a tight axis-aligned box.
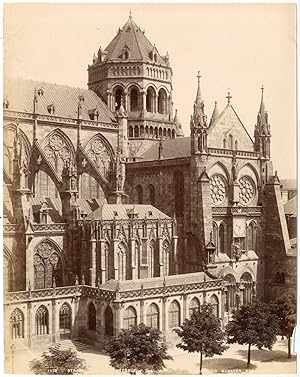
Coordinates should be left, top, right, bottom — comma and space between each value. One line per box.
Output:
3, 14, 296, 349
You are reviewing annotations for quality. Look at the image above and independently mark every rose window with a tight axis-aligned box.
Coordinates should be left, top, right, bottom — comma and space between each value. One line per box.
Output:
239, 176, 255, 205
210, 175, 226, 205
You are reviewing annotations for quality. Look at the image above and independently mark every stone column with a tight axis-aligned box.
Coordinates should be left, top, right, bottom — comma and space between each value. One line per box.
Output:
51, 300, 57, 343
142, 91, 147, 114
172, 235, 178, 274
27, 302, 32, 347
140, 300, 145, 324
113, 303, 122, 335
100, 239, 106, 284
89, 239, 97, 286
182, 293, 188, 320
113, 239, 119, 280
124, 91, 129, 111
162, 296, 167, 340
129, 238, 136, 279
158, 236, 163, 277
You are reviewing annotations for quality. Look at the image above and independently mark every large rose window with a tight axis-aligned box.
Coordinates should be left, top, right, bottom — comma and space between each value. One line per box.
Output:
210, 174, 227, 205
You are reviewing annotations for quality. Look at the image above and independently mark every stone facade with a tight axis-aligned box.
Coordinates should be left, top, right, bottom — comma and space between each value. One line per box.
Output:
3, 14, 296, 351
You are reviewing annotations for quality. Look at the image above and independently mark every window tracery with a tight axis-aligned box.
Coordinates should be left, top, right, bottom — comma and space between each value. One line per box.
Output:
210, 174, 227, 205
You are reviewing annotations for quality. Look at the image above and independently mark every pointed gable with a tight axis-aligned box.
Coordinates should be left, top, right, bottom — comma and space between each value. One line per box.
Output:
208, 104, 254, 151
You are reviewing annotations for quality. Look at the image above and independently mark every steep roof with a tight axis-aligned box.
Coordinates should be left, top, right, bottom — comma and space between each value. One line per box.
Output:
87, 204, 171, 221
284, 196, 297, 216
139, 137, 191, 161
4, 77, 116, 123
103, 16, 167, 65
280, 179, 297, 191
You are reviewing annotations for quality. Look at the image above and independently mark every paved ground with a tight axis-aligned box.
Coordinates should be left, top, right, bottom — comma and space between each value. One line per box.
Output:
4, 337, 296, 374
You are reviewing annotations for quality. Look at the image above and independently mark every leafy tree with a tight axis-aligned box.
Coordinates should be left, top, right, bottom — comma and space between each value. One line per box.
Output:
226, 302, 279, 368
29, 344, 87, 375
174, 303, 228, 375
270, 292, 296, 358
105, 323, 172, 374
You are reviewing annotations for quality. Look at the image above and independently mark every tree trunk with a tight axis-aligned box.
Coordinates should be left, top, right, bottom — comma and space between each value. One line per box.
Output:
288, 335, 291, 358
247, 343, 251, 369
200, 352, 203, 375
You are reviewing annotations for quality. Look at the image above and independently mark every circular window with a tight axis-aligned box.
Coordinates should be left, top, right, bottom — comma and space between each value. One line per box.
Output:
210, 175, 227, 205
239, 176, 255, 206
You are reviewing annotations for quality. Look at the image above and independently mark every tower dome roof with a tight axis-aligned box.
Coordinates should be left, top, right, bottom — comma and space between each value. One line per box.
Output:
102, 15, 169, 66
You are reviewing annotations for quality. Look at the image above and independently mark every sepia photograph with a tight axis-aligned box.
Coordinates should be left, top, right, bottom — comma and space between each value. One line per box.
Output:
3, 3, 297, 375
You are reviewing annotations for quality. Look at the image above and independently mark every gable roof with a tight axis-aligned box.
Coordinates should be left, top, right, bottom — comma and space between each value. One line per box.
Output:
4, 77, 117, 123
104, 17, 167, 65
139, 137, 191, 162
209, 104, 254, 143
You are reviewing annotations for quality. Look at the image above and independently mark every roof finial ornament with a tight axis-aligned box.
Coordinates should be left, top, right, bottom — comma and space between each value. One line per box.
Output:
197, 71, 201, 83
129, 9, 132, 19
261, 85, 264, 94
226, 90, 232, 105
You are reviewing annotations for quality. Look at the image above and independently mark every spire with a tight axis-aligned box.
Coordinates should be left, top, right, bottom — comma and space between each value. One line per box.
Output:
195, 71, 202, 104
254, 86, 271, 158
192, 72, 207, 128
174, 109, 184, 137
209, 101, 219, 126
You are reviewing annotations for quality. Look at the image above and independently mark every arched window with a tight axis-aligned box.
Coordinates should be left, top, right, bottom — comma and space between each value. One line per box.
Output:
168, 300, 180, 328
88, 302, 96, 331
174, 170, 184, 218
209, 295, 219, 317
228, 134, 233, 149
81, 172, 105, 200
219, 223, 225, 254
140, 126, 144, 137
235, 140, 238, 150
171, 129, 176, 139
130, 87, 139, 111
150, 126, 154, 137
135, 185, 143, 204
159, 128, 162, 138
146, 87, 155, 112
224, 275, 236, 312
154, 127, 158, 138
158, 88, 167, 114
36, 305, 49, 335
36, 170, 59, 198
4, 253, 13, 292
123, 306, 137, 329
247, 222, 256, 251
105, 306, 114, 336
10, 308, 24, 339
163, 240, 170, 276
148, 240, 155, 278
148, 184, 155, 206
223, 138, 227, 149
129, 126, 133, 138
167, 129, 171, 139
114, 86, 124, 110
118, 243, 129, 280
189, 298, 200, 318
105, 243, 114, 282
134, 126, 139, 138
145, 126, 149, 138
59, 303, 72, 339
34, 241, 63, 289
241, 272, 253, 305
163, 128, 167, 138
146, 304, 159, 329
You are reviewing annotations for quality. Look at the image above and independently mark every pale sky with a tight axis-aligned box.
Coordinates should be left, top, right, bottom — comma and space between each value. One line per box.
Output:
4, 3, 296, 179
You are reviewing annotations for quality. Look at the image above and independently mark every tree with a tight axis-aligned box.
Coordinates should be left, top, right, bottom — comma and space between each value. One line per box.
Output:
174, 303, 228, 375
226, 302, 279, 369
29, 344, 87, 375
105, 323, 172, 374
270, 292, 296, 358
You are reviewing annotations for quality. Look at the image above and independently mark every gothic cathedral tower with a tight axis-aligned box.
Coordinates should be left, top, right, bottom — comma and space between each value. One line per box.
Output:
87, 13, 182, 160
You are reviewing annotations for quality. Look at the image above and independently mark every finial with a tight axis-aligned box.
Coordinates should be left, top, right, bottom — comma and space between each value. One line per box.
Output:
261, 85, 264, 94
129, 9, 132, 19
226, 91, 232, 105
197, 71, 201, 83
